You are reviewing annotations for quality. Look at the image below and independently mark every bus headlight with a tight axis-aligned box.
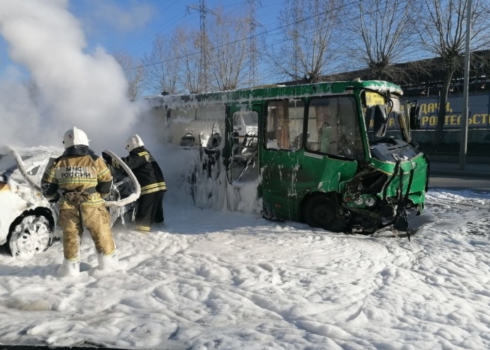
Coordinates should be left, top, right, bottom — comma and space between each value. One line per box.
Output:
365, 197, 376, 207
353, 197, 364, 206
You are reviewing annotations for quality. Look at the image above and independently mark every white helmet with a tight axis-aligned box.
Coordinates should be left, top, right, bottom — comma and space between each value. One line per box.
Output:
63, 127, 89, 149
126, 134, 144, 152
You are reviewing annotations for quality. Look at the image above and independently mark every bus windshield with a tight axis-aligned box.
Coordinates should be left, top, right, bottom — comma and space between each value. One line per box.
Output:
364, 91, 405, 144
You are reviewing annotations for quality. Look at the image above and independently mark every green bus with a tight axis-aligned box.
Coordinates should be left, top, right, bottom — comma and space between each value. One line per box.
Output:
149, 80, 429, 234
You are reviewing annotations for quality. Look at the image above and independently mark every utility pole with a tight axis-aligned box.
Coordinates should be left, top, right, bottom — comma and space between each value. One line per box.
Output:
246, 0, 262, 87
292, 0, 301, 80
187, 0, 215, 92
459, 0, 472, 170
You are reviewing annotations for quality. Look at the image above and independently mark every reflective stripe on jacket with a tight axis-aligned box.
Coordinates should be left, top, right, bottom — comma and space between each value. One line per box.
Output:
42, 146, 113, 209
122, 147, 166, 194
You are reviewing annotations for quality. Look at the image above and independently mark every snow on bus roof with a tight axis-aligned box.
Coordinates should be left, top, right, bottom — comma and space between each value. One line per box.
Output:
360, 80, 404, 95
144, 80, 403, 109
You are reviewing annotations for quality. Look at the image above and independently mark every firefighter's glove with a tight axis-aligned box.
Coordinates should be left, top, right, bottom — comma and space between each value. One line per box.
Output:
102, 151, 112, 163
102, 152, 120, 168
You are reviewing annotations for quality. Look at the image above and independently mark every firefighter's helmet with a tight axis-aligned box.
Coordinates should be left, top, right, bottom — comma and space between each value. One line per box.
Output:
63, 127, 89, 149
126, 134, 144, 152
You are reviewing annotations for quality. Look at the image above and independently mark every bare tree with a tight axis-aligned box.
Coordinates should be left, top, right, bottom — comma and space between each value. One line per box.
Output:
207, 8, 250, 90
414, 0, 490, 145
172, 26, 207, 94
345, 0, 416, 82
142, 34, 180, 95
476, 51, 490, 85
114, 53, 146, 100
268, 0, 343, 83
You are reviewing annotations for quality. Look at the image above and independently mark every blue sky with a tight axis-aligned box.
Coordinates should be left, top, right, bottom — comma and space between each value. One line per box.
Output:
0, 0, 286, 150
0, 0, 283, 81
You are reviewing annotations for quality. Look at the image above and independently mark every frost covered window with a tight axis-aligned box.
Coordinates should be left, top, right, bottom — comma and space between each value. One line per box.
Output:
169, 106, 226, 147
265, 99, 304, 150
233, 111, 258, 136
231, 110, 259, 183
196, 105, 226, 120
306, 96, 363, 158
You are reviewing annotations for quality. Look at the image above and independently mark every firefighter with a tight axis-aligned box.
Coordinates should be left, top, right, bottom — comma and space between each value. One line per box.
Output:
42, 127, 118, 277
103, 134, 166, 233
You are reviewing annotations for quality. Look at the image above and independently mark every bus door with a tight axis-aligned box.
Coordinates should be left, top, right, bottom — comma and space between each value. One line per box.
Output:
260, 99, 305, 220
227, 104, 260, 185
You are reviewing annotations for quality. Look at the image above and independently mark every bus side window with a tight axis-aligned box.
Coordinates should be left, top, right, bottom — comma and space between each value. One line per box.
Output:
337, 96, 363, 157
233, 114, 242, 134
307, 96, 362, 158
276, 101, 290, 149
266, 100, 303, 151
266, 103, 279, 149
319, 123, 333, 153
306, 99, 338, 154
230, 110, 259, 183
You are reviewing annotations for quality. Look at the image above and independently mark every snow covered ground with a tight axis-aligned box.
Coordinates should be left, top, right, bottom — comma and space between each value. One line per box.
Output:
1, 156, 490, 350
4, 1, 488, 348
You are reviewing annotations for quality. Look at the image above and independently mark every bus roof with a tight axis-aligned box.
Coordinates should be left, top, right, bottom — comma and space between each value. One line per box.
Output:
146, 80, 403, 109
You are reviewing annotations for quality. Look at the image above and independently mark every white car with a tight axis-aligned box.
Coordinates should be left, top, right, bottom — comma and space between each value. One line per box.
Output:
0, 148, 138, 259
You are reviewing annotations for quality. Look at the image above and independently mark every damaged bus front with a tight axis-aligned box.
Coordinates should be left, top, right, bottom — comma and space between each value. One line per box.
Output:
259, 81, 429, 235
340, 85, 429, 234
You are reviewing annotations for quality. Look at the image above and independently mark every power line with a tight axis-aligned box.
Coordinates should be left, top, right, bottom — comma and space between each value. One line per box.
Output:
128, 0, 418, 89
187, 0, 216, 90
246, 0, 262, 86
125, 0, 364, 71
123, 0, 186, 57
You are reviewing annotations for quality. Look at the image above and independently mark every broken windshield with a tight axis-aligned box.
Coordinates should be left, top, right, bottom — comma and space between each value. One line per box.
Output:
363, 91, 405, 144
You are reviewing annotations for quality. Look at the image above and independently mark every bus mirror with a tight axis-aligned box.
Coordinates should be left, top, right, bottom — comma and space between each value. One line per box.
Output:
409, 105, 421, 130
390, 97, 401, 113
373, 104, 388, 137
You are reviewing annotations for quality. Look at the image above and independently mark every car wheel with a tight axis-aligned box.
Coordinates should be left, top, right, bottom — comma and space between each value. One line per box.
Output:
304, 195, 345, 232
8, 214, 54, 258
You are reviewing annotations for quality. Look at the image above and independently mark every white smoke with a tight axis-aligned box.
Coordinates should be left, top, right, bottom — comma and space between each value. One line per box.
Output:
0, 0, 145, 154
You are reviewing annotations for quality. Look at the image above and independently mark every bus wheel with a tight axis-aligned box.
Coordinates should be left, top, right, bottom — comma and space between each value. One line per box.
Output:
304, 195, 345, 232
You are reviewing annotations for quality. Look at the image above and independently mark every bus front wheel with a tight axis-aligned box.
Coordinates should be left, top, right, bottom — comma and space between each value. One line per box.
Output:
304, 195, 345, 232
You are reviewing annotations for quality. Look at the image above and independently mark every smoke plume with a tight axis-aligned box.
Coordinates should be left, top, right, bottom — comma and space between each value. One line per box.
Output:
0, 0, 144, 154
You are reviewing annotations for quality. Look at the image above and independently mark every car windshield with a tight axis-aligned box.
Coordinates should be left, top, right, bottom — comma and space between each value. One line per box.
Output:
0, 151, 62, 185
